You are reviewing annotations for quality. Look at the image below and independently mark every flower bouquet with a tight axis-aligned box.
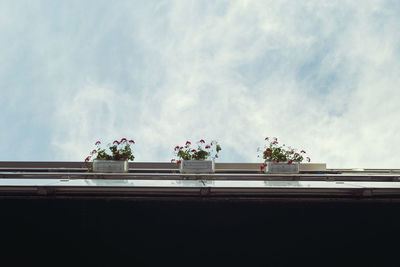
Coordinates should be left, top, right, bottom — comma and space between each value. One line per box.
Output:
171, 139, 222, 173
258, 137, 310, 173
84, 138, 135, 173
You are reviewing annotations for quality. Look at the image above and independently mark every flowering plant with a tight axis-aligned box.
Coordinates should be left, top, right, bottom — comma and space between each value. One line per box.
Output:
171, 139, 222, 164
84, 138, 135, 163
258, 137, 310, 170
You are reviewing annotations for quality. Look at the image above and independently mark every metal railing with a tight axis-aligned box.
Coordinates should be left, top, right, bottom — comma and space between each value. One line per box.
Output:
1, 162, 400, 200
0, 161, 399, 181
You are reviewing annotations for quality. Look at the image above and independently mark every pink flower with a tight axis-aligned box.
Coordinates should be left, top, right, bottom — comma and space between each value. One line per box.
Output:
185, 141, 191, 146
180, 147, 183, 150
205, 145, 211, 149
177, 160, 182, 164
91, 149, 97, 155
274, 137, 278, 142
199, 139, 205, 143
128, 140, 135, 144
307, 157, 311, 162
95, 141, 101, 145
171, 159, 175, 162
84, 156, 91, 163
120, 138, 127, 143
300, 150, 306, 154
174, 146, 180, 151
113, 140, 120, 145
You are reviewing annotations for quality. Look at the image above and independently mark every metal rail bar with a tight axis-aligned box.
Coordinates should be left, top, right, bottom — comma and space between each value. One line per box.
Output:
1, 168, 399, 175
1, 184, 400, 200
0, 171, 400, 181
0, 161, 398, 172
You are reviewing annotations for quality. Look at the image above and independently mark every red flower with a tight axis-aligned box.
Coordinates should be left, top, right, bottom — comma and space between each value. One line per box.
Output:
185, 141, 191, 146
191, 149, 197, 153
199, 139, 205, 143
265, 137, 269, 141
288, 160, 293, 165
177, 160, 182, 164
91, 149, 97, 155
171, 159, 175, 162
128, 140, 135, 144
113, 140, 120, 145
276, 160, 280, 163
174, 146, 180, 151
95, 141, 101, 145
180, 147, 183, 150
266, 148, 271, 152
120, 138, 127, 143
307, 157, 311, 162
84, 156, 91, 163
260, 163, 267, 171
205, 145, 211, 149
300, 150, 306, 153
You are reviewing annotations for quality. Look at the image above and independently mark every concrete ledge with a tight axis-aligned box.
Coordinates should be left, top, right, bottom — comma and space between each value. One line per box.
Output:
299, 163, 326, 172
0, 161, 326, 171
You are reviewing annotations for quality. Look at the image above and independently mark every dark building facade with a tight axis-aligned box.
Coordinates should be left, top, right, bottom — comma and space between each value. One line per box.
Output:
1, 162, 399, 266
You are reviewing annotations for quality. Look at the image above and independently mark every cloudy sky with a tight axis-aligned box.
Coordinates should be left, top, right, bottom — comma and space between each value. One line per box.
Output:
1, 0, 399, 168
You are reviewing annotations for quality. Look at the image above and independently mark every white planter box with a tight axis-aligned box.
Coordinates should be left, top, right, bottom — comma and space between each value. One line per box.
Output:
93, 160, 129, 173
264, 162, 299, 174
180, 160, 215, 173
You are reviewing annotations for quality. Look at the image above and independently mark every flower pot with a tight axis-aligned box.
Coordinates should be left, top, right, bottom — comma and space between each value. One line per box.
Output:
264, 162, 299, 174
93, 159, 129, 173
180, 160, 215, 173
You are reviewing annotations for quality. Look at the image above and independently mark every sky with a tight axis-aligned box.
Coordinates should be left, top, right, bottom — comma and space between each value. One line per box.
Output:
1, 0, 399, 168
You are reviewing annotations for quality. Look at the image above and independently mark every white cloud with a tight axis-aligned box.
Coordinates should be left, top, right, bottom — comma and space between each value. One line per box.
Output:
1, 1, 400, 168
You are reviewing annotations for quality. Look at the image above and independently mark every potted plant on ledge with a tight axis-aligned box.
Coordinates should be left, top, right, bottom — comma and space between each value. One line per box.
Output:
84, 138, 135, 173
258, 137, 310, 174
171, 139, 222, 173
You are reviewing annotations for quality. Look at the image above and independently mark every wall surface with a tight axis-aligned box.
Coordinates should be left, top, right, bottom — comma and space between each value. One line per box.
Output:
1, 198, 399, 266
